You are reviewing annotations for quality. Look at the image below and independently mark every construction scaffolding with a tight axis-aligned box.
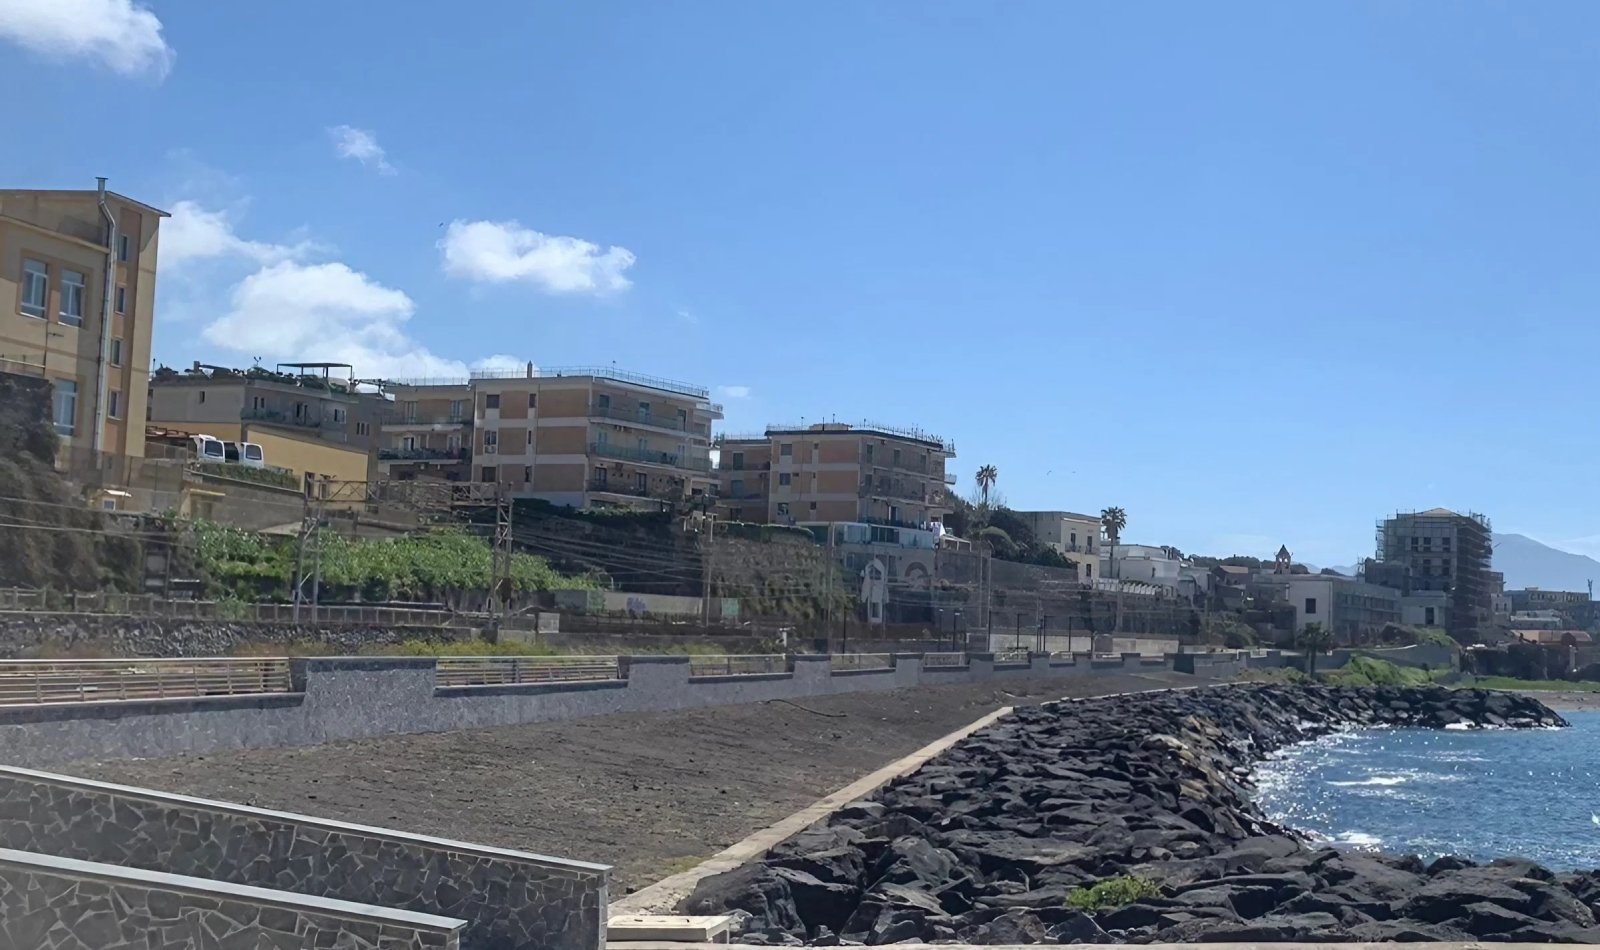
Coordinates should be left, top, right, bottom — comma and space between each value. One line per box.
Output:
1374, 508, 1493, 641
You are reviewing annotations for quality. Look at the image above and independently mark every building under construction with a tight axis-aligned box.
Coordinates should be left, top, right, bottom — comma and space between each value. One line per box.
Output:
1375, 508, 1493, 641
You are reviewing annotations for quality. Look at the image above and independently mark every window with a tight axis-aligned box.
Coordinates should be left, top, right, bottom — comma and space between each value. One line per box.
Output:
779, 472, 792, 487
108, 390, 122, 419
198, 391, 207, 404
777, 502, 790, 516
52, 380, 77, 436
1425, 607, 1436, 626
485, 393, 500, 410
528, 393, 537, 409
731, 452, 745, 469
892, 448, 901, 466
597, 429, 609, 446
59, 270, 85, 326
484, 430, 499, 452
447, 433, 461, 452
524, 466, 533, 483
596, 393, 611, 410
402, 436, 417, 451
449, 399, 464, 419
251, 395, 265, 411
780, 443, 792, 457
527, 429, 533, 445
810, 501, 818, 511
636, 472, 648, 492
118, 234, 131, 262
1085, 563, 1093, 579
331, 407, 347, 424
115, 286, 126, 314
481, 466, 496, 482
109, 338, 123, 367
1305, 597, 1318, 615
638, 401, 651, 420
730, 507, 742, 520
637, 437, 648, 453
864, 444, 874, 464
731, 479, 744, 497
677, 408, 688, 428
20, 259, 46, 318
355, 421, 370, 436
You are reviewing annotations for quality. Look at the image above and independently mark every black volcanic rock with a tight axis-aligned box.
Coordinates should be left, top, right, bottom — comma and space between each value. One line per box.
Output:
681, 684, 1579, 944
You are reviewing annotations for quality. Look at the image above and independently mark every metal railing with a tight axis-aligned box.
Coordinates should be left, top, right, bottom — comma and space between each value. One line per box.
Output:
378, 447, 469, 461
435, 656, 622, 687
589, 403, 699, 433
471, 365, 711, 400
589, 442, 713, 472
0, 658, 293, 707
0, 590, 455, 627
921, 652, 967, 668
688, 654, 789, 677
765, 420, 955, 454
830, 653, 894, 671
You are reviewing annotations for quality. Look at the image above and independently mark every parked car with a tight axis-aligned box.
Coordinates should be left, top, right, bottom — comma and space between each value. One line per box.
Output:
223, 441, 266, 468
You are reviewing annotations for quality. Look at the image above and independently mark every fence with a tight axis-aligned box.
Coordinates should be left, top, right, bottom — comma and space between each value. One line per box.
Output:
829, 652, 894, 672
0, 658, 292, 706
687, 654, 789, 677
0, 589, 455, 627
435, 656, 622, 687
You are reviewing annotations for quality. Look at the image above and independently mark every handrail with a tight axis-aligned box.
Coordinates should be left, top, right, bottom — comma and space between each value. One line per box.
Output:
688, 654, 789, 677
830, 653, 894, 671
435, 655, 621, 687
0, 658, 292, 707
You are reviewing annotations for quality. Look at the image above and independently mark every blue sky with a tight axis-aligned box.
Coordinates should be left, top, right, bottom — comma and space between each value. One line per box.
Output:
3, 1, 1600, 567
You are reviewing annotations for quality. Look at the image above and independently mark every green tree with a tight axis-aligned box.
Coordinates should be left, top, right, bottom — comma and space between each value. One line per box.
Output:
1297, 621, 1333, 675
1101, 506, 1127, 545
975, 464, 999, 505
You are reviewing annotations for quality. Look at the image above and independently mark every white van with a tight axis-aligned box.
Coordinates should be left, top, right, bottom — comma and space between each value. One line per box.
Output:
191, 435, 226, 464
223, 441, 266, 468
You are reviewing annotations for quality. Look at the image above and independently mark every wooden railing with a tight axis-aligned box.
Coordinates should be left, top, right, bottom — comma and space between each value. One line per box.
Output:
830, 653, 894, 671
435, 656, 622, 687
0, 658, 293, 707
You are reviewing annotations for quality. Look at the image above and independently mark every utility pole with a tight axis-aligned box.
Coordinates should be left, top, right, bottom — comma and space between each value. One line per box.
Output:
700, 514, 716, 628
488, 486, 513, 618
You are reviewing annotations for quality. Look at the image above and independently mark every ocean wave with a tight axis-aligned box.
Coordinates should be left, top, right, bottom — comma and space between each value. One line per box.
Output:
1336, 831, 1382, 846
1329, 775, 1409, 787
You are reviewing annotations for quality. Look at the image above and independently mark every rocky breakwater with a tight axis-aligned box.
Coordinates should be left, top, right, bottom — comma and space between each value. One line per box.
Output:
684, 684, 1593, 944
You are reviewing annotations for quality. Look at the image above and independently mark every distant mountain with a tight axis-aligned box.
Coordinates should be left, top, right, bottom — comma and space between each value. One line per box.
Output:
1493, 533, 1600, 593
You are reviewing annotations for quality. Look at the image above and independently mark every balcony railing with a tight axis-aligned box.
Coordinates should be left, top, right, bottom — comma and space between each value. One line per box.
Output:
943, 472, 957, 485
470, 364, 712, 400
719, 458, 771, 471
0, 355, 45, 378
383, 412, 470, 427
379, 447, 469, 462
242, 407, 327, 429
589, 403, 708, 434
861, 478, 930, 502
589, 442, 712, 472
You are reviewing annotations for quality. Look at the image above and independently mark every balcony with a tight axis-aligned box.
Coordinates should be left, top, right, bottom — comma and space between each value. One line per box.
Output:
589, 403, 709, 436
242, 407, 327, 430
383, 412, 470, 427
589, 442, 713, 472
861, 478, 930, 503
943, 472, 957, 485
719, 458, 771, 472
379, 447, 469, 462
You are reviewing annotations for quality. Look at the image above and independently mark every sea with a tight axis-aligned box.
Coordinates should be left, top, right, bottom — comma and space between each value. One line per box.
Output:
1253, 710, 1600, 870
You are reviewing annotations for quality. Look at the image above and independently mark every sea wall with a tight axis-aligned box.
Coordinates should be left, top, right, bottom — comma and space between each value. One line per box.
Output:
0, 766, 605, 950
0, 846, 465, 950
686, 684, 1583, 946
0, 651, 1210, 769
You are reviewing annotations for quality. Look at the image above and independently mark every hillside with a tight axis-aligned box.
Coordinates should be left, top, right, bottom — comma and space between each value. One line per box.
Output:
1493, 533, 1600, 593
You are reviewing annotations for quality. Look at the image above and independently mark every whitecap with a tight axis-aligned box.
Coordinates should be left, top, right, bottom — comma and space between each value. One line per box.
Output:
1328, 775, 1408, 787
1336, 831, 1382, 846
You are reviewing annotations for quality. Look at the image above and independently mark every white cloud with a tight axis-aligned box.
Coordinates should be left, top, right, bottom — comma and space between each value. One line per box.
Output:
329, 125, 395, 175
439, 219, 635, 294
470, 354, 530, 375
0, 0, 173, 77
676, 308, 700, 325
160, 201, 313, 270
166, 199, 490, 380
717, 385, 751, 399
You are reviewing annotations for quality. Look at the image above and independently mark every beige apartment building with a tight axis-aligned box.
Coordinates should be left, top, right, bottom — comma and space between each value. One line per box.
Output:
717, 422, 955, 528
148, 363, 382, 487
1015, 510, 1102, 581
0, 181, 167, 461
379, 382, 473, 482
467, 364, 721, 508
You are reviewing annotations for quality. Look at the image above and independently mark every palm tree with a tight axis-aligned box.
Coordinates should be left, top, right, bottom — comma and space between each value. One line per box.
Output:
975, 465, 998, 506
1297, 622, 1333, 676
1101, 506, 1127, 545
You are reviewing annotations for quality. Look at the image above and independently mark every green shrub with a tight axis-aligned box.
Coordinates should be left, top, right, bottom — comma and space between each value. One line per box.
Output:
1320, 655, 1431, 687
1065, 875, 1161, 911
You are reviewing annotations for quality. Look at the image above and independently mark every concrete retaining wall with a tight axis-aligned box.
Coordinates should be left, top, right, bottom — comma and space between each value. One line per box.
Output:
0, 766, 605, 950
0, 651, 1230, 769
0, 846, 465, 950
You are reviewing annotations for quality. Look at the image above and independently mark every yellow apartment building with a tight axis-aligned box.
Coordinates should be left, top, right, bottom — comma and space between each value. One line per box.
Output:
0, 181, 167, 462
1015, 510, 1103, 582
467, 364, 722, 508
378, 382, 473, 482
147, 363, 381, 488
716, 422, 955, 528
